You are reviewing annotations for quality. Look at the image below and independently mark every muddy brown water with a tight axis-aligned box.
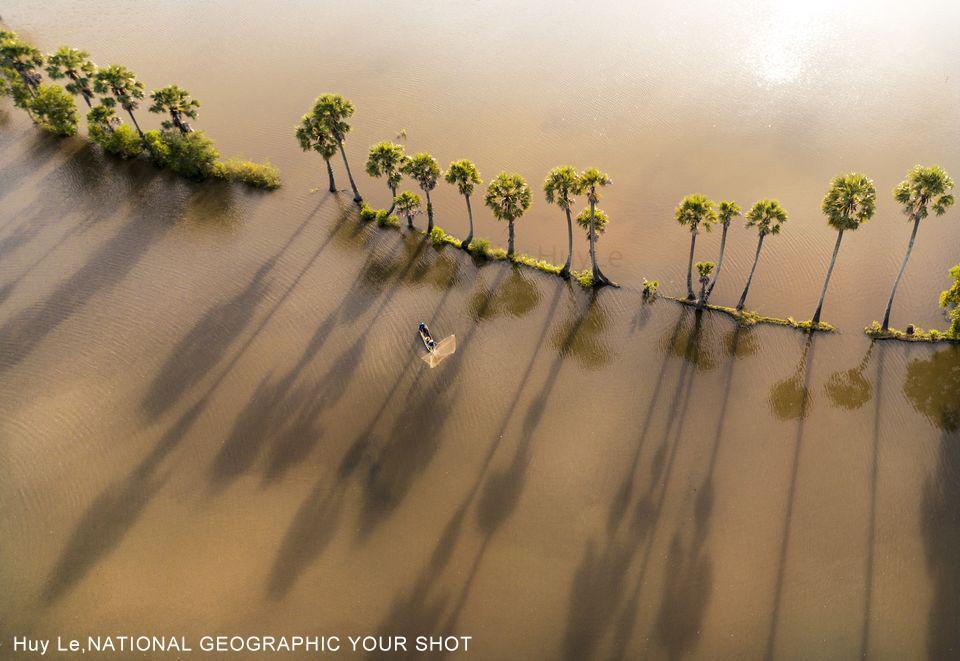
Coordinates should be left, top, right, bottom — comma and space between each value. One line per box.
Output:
2, 1, 960, 659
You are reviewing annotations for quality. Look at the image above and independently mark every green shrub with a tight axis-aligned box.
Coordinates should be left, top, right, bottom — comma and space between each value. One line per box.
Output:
642, 279, 660, 300
29, 84, 78, 136
468, 237, 491, 257
157, 129, 219, 179
375, 210, 400, 228
143, 129, 170, 166
359, 203, 377, 221
572, 269, 593, 287
90, 124, 143, 159
213, 158, 280, 189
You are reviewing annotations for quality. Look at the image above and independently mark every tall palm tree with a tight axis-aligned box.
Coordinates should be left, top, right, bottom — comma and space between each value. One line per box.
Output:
366, 141, 408, 211
705, 200, 741, 301
149, 85, 199, 133
309, 93, 362, 204
393, 191, 423, 229
695, 261, 715, 310
811, 173, 877, 325
576, 206, 610, 285
737, 199, 788, 312
484, 172, 532, 258
543, 165, 579, 278
94, 65, 146, 138
294, 114, 338, 193
577, 168, 614, 286
880, 165, 955, 331
675, 194, 717, 299
445, 159, 482, 250
0, 34, 43, 95
45, 47, 96, 108
403, 153, 441, 232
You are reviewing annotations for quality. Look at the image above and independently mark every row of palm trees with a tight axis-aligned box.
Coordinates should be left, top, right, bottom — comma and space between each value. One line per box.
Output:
1, 30, 201, 139
676, 165, 954, 330
295, 94, 616, 285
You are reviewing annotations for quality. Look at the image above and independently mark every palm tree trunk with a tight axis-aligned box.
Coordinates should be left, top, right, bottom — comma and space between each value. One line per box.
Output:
337, 139, 362, 204
406, 213, 414, 229
686, 230, 697, 300
324, 158, 336, 193
737, 233, 765, 312
697, 278, 709, 310
705, 223, 728, 300
425, 190, 434, 232
126, 108, 144, 139
812, 229, 844, 326
588, 200, 610, 286
881, 216, 921, 331
508, 219, 515, 258
387, 184, 397, 214
461, 194, 474, 251
561, 207, 573, 277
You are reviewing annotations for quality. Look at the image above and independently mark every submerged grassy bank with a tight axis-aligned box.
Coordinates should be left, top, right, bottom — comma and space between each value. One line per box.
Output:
865, 321, 960, 343
663, 295, 836, 333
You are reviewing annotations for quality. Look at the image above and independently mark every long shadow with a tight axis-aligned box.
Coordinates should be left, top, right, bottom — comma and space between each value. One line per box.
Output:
0, 130, 66, 206
606, 310, 714, 660
562, 308, 692, 661
763, 333, 819, 661
141, 198, 329, 420
649, 324, 758, 660
903, 345, 960, 659
265, 244, 483, 601
374, 285, 601, 648
41, 202, 349, 604
858, 341, 882, 659
0, 170, 180, 374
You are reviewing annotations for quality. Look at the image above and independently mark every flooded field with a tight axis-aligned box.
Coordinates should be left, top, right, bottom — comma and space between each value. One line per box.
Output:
2, 0, 959, 658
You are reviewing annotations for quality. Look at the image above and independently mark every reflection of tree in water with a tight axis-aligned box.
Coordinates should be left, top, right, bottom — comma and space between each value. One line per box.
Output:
664, 312, 720, 372
552, 289, 611, 369
825, 343, 874, 410
468, 267, 540, 321
903, 346, 960, 660
723, 326, 759, 358
360, 232, 461, 293
768, 336, 815, 421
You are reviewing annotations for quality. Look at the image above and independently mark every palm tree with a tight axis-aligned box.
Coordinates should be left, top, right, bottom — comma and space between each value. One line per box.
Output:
577, 168, 614, 286
737, 199, 788, 312
45, 47, 96, 108
403, 153, 441, 231
149, 85, 199, 133
811, 173, 877, 325
941, 264, 960, 338
294, 114, 338, 193
393, 191, 422, 229
543, 166, 579, 278
94, 65, 146, 138
695, 261, 715, 310
0, 34, 43, 96
880, 165, 955, 331
445, 159, 482, 250
576, 207, 610, 285
309, 93, 363, 204
366, 141, 408, 211
705, 200, 741, 301
484, 172, 532, 258
675, 194, 717, 299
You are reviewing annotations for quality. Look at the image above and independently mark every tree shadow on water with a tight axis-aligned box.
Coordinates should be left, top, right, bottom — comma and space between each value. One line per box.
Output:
764, 333, 819, 661
903, 346, 960, 660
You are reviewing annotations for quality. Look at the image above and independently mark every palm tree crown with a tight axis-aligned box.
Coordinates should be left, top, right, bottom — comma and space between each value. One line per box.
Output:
894, 165, 955, 220
445, 159, 482, 196
366, 141, 408, 191
717, 200, 742, 226
675, 194, 717, 233
544, 166, 578, 209
94, 65, 145, 111
576, 167, 611, 202
310, 93, 354, 140
745, 199, 788, 235
576, 207, 609, 235
485, 172, 532, 222
404, 153, 441, 192
1, 34, 43, 91
393, 190, 422, 228
45, 47, 96, 105
821, 172, 876, 231
295, 114, 337, 159
149, 85, 199, 133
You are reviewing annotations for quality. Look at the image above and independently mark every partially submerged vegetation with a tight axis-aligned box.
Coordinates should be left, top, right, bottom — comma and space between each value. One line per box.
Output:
665, 295, 836, 332
0, 29, 279, 189
866, 263, 960, 343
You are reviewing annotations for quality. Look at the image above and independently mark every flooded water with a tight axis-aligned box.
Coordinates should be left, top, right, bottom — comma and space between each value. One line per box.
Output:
2, 0, 960, 658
